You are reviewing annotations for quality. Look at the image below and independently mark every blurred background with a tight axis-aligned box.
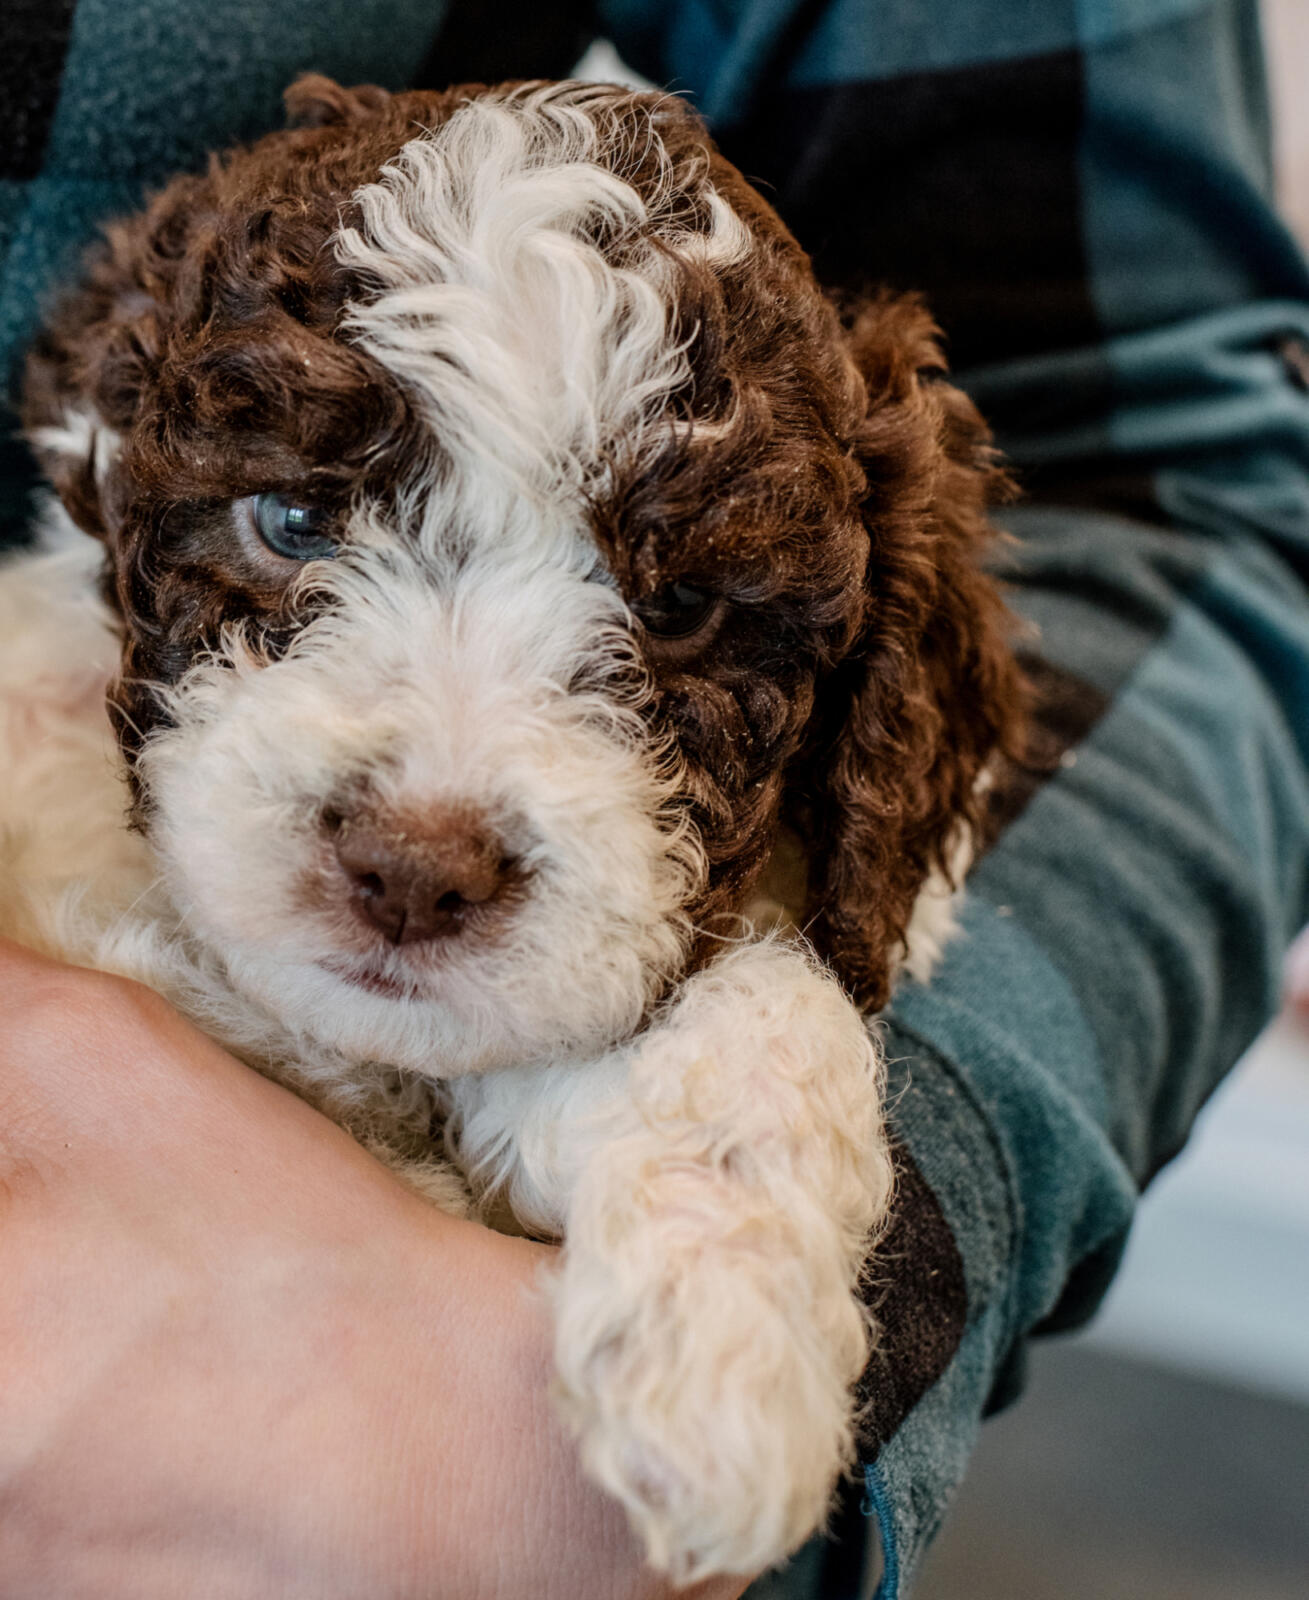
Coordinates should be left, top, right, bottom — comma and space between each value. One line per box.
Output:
910, 15, 1309, 1595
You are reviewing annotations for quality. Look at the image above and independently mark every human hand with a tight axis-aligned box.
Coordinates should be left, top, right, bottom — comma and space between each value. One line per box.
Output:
0, 940, 748, 1600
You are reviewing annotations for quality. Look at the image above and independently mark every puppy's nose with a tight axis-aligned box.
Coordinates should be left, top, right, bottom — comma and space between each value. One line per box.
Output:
331, 808, 516, 945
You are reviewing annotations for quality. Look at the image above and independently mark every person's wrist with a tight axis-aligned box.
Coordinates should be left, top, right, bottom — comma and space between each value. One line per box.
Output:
377, 1219, 659, 1597
0, 944, 748, 1598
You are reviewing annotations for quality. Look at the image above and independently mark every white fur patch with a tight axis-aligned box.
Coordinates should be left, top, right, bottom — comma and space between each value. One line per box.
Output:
29, 405, 122, 486
141, 541, 701, 1077
527, 938, 890, 1579
128, 85, 759, 1081
337, 83, 750, 527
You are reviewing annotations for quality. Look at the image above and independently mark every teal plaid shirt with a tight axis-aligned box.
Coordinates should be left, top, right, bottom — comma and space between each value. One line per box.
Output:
3, 3, 1307, 1594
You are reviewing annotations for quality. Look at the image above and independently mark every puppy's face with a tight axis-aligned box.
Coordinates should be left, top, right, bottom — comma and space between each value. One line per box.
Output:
26, 78, 1019, 1073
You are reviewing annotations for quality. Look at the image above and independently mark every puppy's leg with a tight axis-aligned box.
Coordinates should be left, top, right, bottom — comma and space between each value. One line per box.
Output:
550, 938, 892, 1582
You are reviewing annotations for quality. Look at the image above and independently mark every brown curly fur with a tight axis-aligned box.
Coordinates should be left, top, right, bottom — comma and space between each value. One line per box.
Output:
24, 76, 1025, 1014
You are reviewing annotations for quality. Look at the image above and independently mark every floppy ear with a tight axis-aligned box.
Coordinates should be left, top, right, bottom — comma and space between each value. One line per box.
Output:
22, 226, 159, 544
797, 293, 1025, 1011
283, 74, 391, 129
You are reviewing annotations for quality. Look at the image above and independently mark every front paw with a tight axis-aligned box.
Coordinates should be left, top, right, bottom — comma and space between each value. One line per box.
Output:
550, 1159, 868, 1581
544, 939, 891, 1579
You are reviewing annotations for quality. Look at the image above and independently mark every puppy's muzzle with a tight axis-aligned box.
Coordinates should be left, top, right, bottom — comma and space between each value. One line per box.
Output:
327, 801, 524, 945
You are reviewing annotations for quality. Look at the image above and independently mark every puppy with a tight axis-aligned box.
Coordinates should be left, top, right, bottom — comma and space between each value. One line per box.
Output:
1, 77, 1022, 1581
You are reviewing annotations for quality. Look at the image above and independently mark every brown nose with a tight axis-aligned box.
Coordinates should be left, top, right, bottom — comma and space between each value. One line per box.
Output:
331, 806, 517, 945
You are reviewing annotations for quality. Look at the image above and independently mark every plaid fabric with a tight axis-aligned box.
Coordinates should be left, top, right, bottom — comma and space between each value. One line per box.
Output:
2, 3, 1307, 1596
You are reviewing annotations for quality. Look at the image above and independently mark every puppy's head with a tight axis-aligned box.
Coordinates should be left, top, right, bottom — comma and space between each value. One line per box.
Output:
25, 77, 1021, 1072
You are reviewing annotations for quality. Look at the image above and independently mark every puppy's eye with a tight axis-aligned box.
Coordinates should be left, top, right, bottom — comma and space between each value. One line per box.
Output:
248, 492, 338, 561
631, 583, 717, 639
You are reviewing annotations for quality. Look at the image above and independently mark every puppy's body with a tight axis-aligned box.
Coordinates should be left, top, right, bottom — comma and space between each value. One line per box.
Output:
2, 78, 1021, 1580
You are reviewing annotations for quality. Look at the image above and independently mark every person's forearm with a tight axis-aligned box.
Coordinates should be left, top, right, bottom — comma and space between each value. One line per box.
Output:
0, 941, 744, 1600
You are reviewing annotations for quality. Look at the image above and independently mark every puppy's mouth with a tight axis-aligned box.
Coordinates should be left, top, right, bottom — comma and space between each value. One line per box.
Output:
320, 956, 428, 1000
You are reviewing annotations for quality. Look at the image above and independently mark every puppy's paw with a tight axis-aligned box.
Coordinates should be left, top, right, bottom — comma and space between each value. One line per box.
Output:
551, 1151, 868, 1581
547, 939, 891, 1579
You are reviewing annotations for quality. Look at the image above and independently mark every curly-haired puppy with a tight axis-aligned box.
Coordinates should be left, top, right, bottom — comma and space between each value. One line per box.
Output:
0, 77, 1022, 1581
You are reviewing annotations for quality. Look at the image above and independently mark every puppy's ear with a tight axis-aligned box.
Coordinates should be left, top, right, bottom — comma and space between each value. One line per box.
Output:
798, 294, 1025, 1011
284, 73, 391, 129
21, 209, 168, 542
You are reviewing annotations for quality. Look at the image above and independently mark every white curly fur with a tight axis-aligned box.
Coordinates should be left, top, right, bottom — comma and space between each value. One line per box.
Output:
0, 85, 915, 1581
448, 938, 892, 1581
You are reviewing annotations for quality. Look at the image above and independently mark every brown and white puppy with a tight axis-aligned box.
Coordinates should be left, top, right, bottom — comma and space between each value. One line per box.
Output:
1, 77, 1022, 1581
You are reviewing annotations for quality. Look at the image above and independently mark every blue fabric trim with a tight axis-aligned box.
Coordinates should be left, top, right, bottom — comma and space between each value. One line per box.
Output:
863, 1461, 901, 1600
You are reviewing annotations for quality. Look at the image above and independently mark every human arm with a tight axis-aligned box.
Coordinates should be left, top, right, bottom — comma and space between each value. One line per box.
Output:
0, 938, 745, 1600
